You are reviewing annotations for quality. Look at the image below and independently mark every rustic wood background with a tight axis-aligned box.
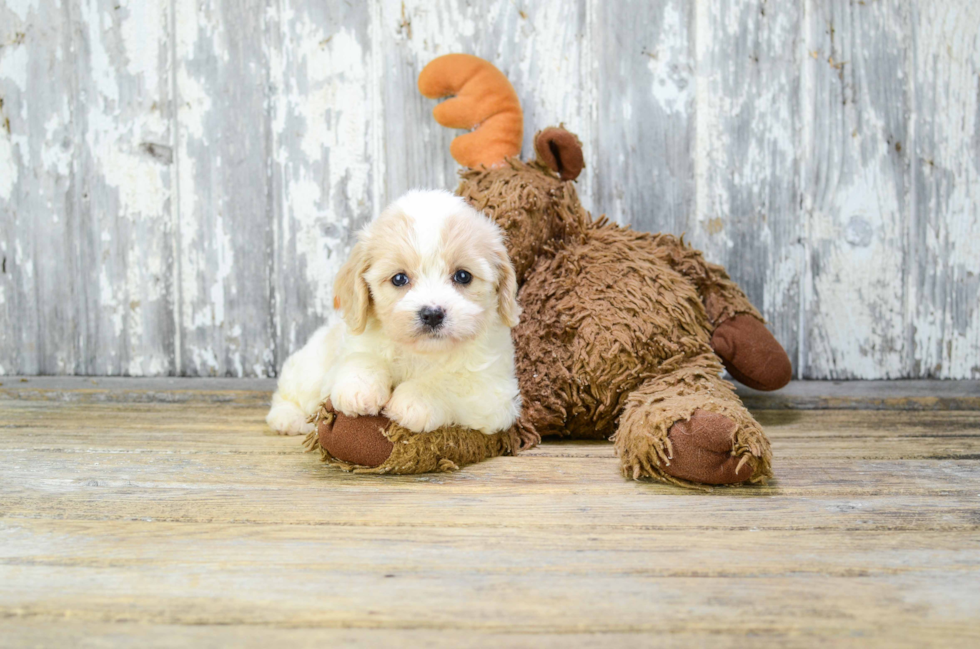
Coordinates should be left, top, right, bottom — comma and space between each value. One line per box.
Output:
0, 0, 977, 379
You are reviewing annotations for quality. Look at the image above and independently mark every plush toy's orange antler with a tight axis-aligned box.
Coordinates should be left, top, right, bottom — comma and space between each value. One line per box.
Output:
418, 54, 523, 169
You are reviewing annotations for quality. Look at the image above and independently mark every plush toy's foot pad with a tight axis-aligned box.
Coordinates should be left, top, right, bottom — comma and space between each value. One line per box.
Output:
711, 314, 793, 392
304, 400, 529, 474
317, 408, 393, 468
664, 410, 755, 485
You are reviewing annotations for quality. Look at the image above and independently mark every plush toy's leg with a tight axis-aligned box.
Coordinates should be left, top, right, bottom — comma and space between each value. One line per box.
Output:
711, 314, 793, 391
652, 235, 792, 391
611, 354, 772, 487
304, 401, 528, 474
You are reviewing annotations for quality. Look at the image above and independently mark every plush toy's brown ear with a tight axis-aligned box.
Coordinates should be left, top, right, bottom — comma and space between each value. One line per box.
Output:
333, 240, 372, 334
534, 127, 585, 181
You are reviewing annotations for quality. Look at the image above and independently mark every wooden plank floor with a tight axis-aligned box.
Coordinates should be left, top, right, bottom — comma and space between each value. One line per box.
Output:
2, 381, 979, 647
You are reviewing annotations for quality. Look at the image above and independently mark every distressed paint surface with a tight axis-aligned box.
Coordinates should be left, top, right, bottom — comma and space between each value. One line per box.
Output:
594, 0, 695, 235
270, 1, 378, 363
1, 0, 174, 376
173, 0, 275, 377
803, 0, 911, 378
0, 0, 977, 378
0, 0, 74, 375
74, 0, 175, 376
908, 2, 980, 379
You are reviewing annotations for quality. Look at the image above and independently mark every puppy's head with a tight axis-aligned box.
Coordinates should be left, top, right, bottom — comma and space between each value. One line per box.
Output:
334, 189, 520, 352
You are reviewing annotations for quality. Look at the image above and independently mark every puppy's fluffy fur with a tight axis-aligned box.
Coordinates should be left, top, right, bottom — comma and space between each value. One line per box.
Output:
267, 190, 522, 437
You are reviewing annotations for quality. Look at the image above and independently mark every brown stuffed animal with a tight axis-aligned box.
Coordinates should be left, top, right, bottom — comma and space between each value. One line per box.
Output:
305, 54, 791, 488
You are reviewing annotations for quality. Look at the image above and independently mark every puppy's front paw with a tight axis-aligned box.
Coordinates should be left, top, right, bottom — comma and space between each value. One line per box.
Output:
266, 397, 315, 436
384, 385, 446, 433
331, 374, 391, 417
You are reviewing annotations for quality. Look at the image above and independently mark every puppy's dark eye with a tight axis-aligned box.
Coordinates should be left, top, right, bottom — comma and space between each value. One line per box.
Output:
452, 269, 472, 285
391, 273, 410, 287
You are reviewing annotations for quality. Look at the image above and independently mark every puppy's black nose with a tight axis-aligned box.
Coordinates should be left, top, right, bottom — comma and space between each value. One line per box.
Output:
419, 306, 445, 329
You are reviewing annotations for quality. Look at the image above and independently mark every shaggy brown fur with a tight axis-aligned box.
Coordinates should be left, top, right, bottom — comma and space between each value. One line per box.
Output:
303, 401, 519, 474
455, 135, 782, 486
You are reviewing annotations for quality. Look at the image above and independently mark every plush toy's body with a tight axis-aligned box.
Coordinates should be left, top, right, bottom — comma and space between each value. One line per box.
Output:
307, 54, 791, 488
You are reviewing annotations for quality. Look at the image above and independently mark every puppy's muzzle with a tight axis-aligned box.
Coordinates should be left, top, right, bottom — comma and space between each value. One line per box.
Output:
418, 306, 446, 330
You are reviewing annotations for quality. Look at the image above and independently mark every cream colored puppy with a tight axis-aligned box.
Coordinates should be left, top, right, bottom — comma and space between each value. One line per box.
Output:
267, 189, 522, 436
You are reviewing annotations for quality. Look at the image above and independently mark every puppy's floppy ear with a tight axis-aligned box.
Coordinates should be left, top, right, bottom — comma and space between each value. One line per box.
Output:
333, 240, 372, 334
492, 241, 521, 328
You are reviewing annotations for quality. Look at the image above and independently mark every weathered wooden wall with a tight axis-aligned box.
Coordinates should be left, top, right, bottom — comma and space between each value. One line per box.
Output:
0, 0, 977, 379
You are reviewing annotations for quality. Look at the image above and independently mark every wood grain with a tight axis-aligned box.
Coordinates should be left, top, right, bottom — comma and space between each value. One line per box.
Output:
270, 0, 379, 360
2, 623, 975, 649
2, 388, 980, 646
1, 0, 979, 379
802, 0, 911, 378
593, 0, 694, 236
907, 2, 980, 378
2, 376, 977, 411
172, 0, 276, 377
79, 0, 176, 376
0, 1, 79, 374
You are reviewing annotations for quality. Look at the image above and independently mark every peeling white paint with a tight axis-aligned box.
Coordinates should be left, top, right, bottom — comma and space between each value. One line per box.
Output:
3, 0, 979, 378
6, 0, 41, 22
276, 9, 374, 322
0, 32, 30, 90
206, 211, 233, 328
802, 0, 914, 379
907, 0, 980, 377
99, 263, 125, 338
0, 32, 26, 200
14, 239, 29, 280
511, 0, 591, 183
0, 130, 16, 200
79, 0, 121, 105
175, 69, 212, 140
693, 0, 734, 257
67, 0, 173, 376
190, 345, 220, 375
809, 165, 906, 378
297, 27, 370, 206
118, 1, 165, 91
648, 4, 692, 116
100, 147, 168, 218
